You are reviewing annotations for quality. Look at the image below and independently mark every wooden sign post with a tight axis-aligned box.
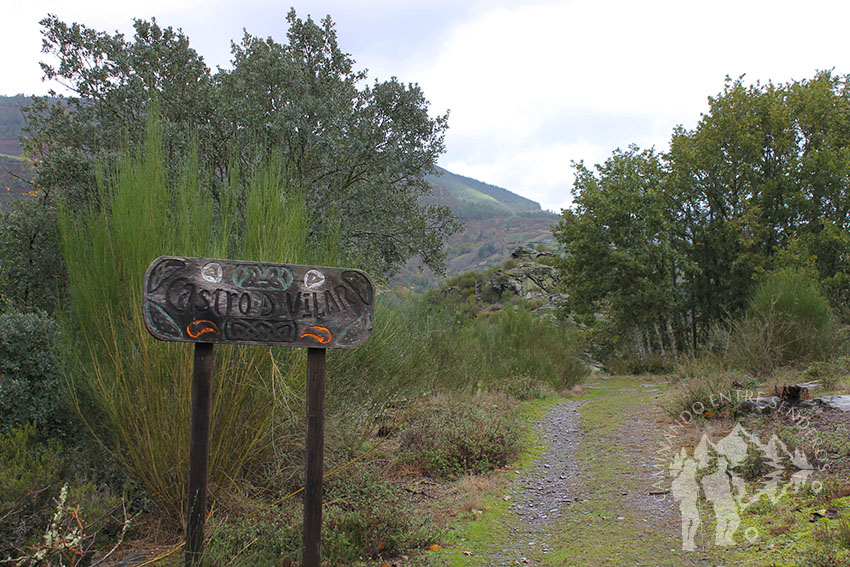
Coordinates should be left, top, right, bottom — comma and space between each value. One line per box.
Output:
142, 256, 375, 566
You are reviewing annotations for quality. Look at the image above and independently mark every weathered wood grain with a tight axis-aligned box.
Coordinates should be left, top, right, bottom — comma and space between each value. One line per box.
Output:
143, 256, 374, 348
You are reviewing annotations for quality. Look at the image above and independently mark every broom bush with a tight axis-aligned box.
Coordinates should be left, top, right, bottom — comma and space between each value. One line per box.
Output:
57, 116, 333, 521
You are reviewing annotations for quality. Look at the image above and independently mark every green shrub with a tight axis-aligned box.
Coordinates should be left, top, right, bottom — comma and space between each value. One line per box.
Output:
204, 464, 437, 566
325, 291, 440, 429
421, 304, 587, 396
802, 360, 849, 390
399, 395, 523, 478
11, 483, 126, 567
604, 352, 675, 375
473, 307, 588, 390
0, 425, 65, 557
204, 514, 301, 567
488, 373, 556, 400
725, 271, 842, 375
0, 426, 127, 562
663, 373, 738, 420
0, 309, 68, 435
674, 352, 725, 382
57, 117, 338, 520
0, 197, 65, 312
322, 463, 439, 563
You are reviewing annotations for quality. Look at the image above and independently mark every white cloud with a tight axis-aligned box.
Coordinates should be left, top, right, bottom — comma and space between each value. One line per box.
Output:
417, 0, 850, 210
4, 0, 850, 211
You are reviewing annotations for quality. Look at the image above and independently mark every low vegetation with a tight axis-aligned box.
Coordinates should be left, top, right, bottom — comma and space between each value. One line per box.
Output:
3, 8, 850, 567
398, 394, 523, 479
0, 112, 587, 564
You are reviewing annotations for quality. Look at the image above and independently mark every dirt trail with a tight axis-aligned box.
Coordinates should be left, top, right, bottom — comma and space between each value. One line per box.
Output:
440, 376, 726, 566
479, 400, 583, 565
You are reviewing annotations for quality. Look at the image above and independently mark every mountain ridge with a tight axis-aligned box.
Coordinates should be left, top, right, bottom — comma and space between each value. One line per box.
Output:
0, 94, 562, 289
425, 166, 546, 219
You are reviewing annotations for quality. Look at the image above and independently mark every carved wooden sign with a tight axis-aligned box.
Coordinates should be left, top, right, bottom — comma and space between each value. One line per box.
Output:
143, 256, 374, 348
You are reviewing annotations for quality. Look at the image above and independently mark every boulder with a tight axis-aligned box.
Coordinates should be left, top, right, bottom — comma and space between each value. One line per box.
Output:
511, 245, 543, 260
487, 261, 561, 302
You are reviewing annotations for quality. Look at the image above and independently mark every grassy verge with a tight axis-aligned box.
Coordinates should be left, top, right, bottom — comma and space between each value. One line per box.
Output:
660, 370, 850, 567
418, 396, 566, 567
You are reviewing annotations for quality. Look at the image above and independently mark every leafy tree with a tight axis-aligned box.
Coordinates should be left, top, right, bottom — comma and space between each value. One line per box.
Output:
22, 10, 459, 277
558, 71, 850, 356
668, 73, 850, 322
25, 16, 214, 192
785, 71, 850, 304
217, 13, 458, 274
0, 195, 64, 312
667, 77, 802, 329
554, 146, 682, 357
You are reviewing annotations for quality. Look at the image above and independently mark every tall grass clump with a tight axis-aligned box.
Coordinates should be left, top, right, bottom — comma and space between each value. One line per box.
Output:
724, 270, 843, 375
325, 290, 438, 426
431, 307, 588, 393
57, 115, 334, 521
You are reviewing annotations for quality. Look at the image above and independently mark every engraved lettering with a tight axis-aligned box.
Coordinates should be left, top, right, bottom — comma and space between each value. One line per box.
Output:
196, 289, 211, 311
324, 290, 340, 314
239, 293, 251, 315
143, 256, 374, 348
260, 293, 275, 316
166, 278, 194, 312
213, 289, 228, 316
286, 292, 302, 317
334, 284, 356, 308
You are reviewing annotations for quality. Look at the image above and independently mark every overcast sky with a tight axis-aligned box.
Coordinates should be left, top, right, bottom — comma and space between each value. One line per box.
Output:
3, 0, 849, 212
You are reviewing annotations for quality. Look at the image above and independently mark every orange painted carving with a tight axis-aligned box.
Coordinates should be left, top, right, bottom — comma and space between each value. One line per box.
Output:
187, 320, 221, 338
300, 325, 332, 344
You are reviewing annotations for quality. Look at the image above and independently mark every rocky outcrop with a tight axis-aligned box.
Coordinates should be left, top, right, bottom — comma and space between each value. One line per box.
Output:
429, 246, 567, 315
486, 247, 563, 309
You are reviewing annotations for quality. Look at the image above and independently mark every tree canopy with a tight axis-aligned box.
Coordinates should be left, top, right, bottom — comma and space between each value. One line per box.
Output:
21, 10, 460, 277
555, 71, 850, 357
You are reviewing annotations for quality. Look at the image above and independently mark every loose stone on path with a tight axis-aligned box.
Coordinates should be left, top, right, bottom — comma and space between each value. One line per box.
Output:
480, 400, 584, 565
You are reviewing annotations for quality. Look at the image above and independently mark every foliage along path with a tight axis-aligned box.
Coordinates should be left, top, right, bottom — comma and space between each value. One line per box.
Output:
431, 376, 728, 566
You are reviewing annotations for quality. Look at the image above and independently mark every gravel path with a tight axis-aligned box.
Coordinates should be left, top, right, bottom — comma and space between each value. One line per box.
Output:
448, 379, 729, 566
480, 400, 584, 565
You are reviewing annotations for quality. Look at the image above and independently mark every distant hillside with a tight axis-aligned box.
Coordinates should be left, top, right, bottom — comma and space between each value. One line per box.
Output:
397, 168, 563, 290
425, 166, 543, 219
0, 95, 28, 141
0, 95, 33, 210
0, 95, 563, 285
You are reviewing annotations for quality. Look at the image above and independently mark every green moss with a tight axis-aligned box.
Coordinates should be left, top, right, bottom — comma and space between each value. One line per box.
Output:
425, 396, 562, 566
545, 376, 726, 566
